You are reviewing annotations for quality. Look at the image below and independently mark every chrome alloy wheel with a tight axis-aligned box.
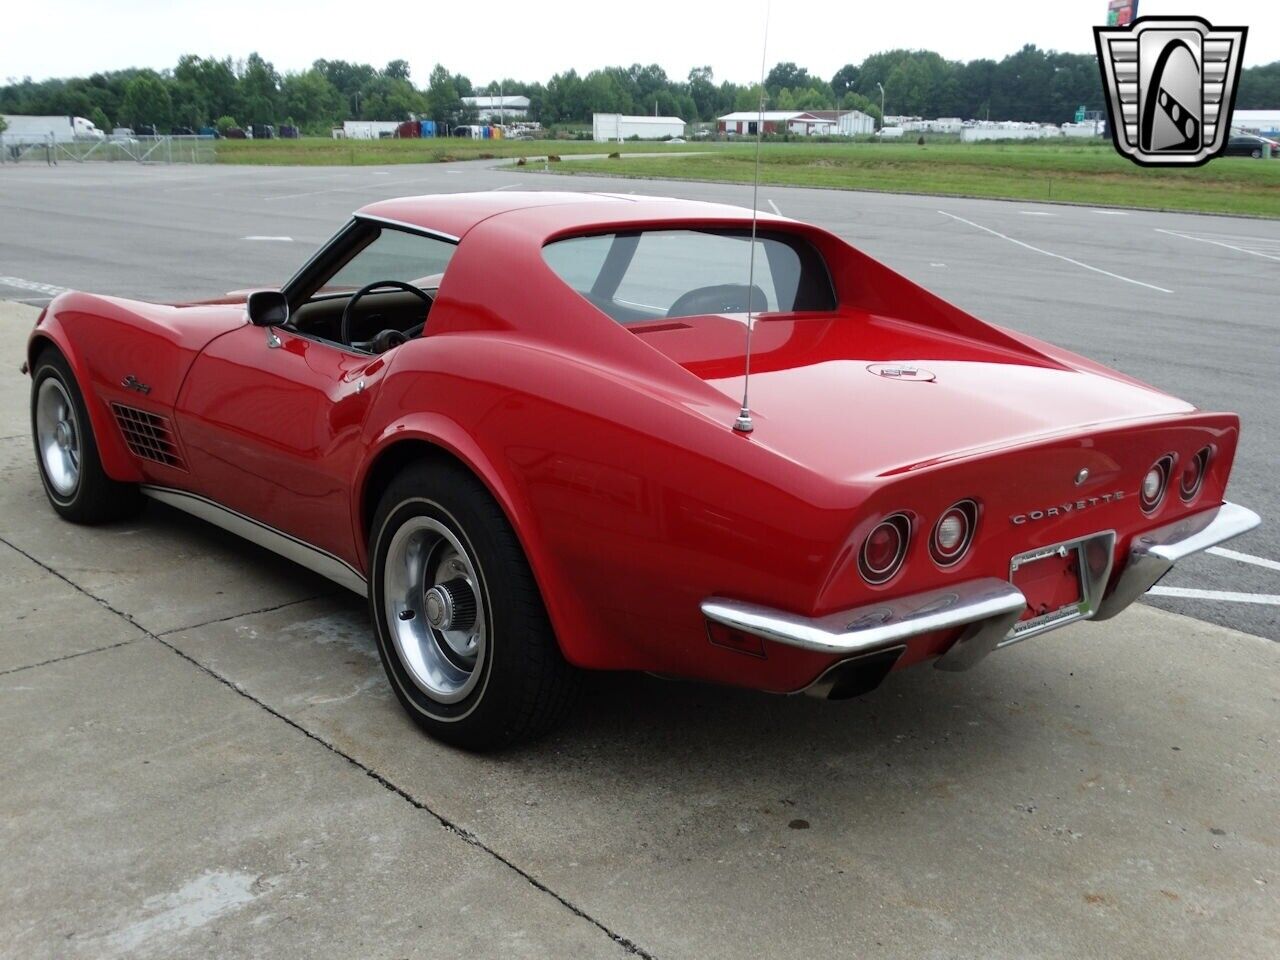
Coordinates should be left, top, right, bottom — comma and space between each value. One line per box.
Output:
383, 515, 487, 703
35, 377, 81, 497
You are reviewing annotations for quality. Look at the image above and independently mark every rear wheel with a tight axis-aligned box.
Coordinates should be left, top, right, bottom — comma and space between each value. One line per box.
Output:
30, 351, 143, 523
1251, 148, 1263, 159
369, 460, 578, 750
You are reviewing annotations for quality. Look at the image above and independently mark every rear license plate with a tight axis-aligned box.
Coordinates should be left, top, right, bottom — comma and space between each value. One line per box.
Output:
1005, 543, 1087, 643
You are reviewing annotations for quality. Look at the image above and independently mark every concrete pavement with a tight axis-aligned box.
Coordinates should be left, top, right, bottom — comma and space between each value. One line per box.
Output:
1, 301, 1277, 958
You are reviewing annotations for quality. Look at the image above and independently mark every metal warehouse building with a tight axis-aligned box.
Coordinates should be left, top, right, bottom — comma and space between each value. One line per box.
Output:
461, 95, 531, 122
1232, 110, 1280, 136
592, 114, 686, 141
718, 109, 874, 136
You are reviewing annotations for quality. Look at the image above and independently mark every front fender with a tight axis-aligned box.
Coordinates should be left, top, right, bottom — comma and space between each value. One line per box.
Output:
28, 310, 143, 483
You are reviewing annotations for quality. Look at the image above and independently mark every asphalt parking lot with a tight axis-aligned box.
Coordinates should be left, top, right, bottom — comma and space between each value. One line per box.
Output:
1, 161, 1278, 958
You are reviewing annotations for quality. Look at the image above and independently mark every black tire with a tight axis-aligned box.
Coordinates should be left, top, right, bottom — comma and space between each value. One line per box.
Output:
369, 460, 579, 750
30, 349, 144, 524
1252, 148, 1262, 159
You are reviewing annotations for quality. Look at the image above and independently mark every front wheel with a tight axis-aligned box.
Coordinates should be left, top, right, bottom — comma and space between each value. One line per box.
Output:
369, 460, 578, 750
30, 350, 143, 524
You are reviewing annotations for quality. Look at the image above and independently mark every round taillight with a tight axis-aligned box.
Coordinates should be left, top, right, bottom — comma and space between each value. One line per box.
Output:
859, 514, 911, 584
1140, 455, 1173, 514
1180, 447, 1210, 502
930, 500, 977, 566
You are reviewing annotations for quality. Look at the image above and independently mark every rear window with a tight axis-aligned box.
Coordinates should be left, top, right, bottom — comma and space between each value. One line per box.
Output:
543, 228, 836, 324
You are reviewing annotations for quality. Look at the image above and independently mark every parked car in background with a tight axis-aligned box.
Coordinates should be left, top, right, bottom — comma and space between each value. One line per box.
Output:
1225, 134, 1279, 158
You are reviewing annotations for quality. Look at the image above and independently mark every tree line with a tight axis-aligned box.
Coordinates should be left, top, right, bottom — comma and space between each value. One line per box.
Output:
3, 48, 1278, 134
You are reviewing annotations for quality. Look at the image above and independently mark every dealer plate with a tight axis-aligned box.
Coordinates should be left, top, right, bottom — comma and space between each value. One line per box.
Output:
1001, 531, 1115, 646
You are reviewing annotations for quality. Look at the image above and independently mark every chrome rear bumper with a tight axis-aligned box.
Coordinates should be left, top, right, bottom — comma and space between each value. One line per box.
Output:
701, 501, 1259, 697
702, 578, 1028, 680
1094, 501, 1260, 620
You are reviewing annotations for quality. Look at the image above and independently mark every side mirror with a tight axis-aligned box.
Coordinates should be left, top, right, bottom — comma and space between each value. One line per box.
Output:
247, 290, 289, 327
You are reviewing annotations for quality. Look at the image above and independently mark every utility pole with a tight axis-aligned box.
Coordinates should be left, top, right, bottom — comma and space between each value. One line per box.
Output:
877, 81, 885, 129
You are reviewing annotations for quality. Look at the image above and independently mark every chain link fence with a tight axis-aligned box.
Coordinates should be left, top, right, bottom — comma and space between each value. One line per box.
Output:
1, 135, 217, 164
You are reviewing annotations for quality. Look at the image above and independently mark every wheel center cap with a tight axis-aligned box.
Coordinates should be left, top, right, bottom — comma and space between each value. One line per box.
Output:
424, 586, 451, 629
54, 421, 71, 449
423, 578, 477, 633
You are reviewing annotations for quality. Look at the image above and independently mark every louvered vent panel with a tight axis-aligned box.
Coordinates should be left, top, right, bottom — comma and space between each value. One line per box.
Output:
111, 404, 186, 470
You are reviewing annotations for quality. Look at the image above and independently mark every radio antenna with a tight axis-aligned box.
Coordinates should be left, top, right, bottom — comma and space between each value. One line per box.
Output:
733, 0, 771, 434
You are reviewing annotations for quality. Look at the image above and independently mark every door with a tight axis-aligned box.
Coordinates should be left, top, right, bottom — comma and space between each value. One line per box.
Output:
172, 218, 456, 568
174, 322, 385, 566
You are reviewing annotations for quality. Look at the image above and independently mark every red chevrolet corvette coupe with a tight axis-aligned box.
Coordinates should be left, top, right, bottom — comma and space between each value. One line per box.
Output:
27, 191, 1257, 748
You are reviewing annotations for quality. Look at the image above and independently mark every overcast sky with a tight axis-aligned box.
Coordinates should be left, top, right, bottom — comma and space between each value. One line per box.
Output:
8, 1, 1278, 85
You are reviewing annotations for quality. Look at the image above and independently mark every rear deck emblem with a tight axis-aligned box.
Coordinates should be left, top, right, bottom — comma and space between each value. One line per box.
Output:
867, 363, 935, 382
1095, 16, 1248, 167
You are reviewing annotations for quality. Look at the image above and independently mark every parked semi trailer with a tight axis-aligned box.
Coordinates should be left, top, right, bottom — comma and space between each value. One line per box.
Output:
1, 115, 105, 143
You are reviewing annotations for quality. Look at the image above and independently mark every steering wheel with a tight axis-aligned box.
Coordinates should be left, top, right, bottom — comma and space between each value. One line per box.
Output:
339, 280, 433, 348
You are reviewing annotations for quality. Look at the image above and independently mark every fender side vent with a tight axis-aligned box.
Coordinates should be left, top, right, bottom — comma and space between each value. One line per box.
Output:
111, 403, 186, 470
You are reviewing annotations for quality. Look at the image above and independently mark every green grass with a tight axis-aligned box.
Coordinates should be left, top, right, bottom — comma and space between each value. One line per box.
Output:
520, 141, 1280, 218
214, 137, 711, 166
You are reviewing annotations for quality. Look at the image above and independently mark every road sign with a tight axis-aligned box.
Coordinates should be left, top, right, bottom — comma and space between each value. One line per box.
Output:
1107, 1, 1138, 27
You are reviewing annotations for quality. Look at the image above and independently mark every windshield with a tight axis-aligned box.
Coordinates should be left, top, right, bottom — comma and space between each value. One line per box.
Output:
319, 226, 456, 294
542, 228, 836, 324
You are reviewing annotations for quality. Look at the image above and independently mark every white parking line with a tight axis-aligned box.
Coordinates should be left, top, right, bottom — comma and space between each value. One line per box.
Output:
1094, 210, 1129, 216
241, 236, 294, 242
937, 211, 1173, 294
1019, 211, 1055, 216
1154, 228, 1280, 263
1207, 546, 1280, 572
767, 199, 782, 215
1149, 586, 1280, 605
263, 176, 437, 201
491, 183, 521, 191
0, 276, 71, 297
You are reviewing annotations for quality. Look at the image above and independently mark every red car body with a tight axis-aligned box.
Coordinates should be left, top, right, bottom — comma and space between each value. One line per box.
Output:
27, 192, 1257, 699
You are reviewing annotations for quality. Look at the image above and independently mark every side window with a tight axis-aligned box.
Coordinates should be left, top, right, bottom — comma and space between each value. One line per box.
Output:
543, 229, 834, 324
325, 227, 456, 292
613, 231, 782, 312
541, 234, 613, 294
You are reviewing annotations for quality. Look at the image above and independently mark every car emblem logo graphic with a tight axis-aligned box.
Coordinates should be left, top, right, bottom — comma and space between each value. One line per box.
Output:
1094, 16, 1247, 167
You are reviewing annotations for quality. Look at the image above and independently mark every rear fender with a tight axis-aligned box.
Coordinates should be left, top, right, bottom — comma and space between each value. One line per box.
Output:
355, 414, 598, 668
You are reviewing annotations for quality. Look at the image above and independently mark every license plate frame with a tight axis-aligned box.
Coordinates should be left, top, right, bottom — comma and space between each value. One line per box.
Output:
1002, 530, 1116, 646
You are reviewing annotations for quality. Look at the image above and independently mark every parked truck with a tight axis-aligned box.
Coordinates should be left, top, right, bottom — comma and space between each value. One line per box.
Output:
0, 115, 105, 143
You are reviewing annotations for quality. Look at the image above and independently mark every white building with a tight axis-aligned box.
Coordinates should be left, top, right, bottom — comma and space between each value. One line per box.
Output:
339, 120, 402, 140
461, 95, 531, 121
901, 117, 964, 134
962, 122, 1062, 142
807, 110, 876, 136
592, 114, 686, 141
1231, 110, 1280, 136
1061, 120, 1105, 138
718, 109, 873, 136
